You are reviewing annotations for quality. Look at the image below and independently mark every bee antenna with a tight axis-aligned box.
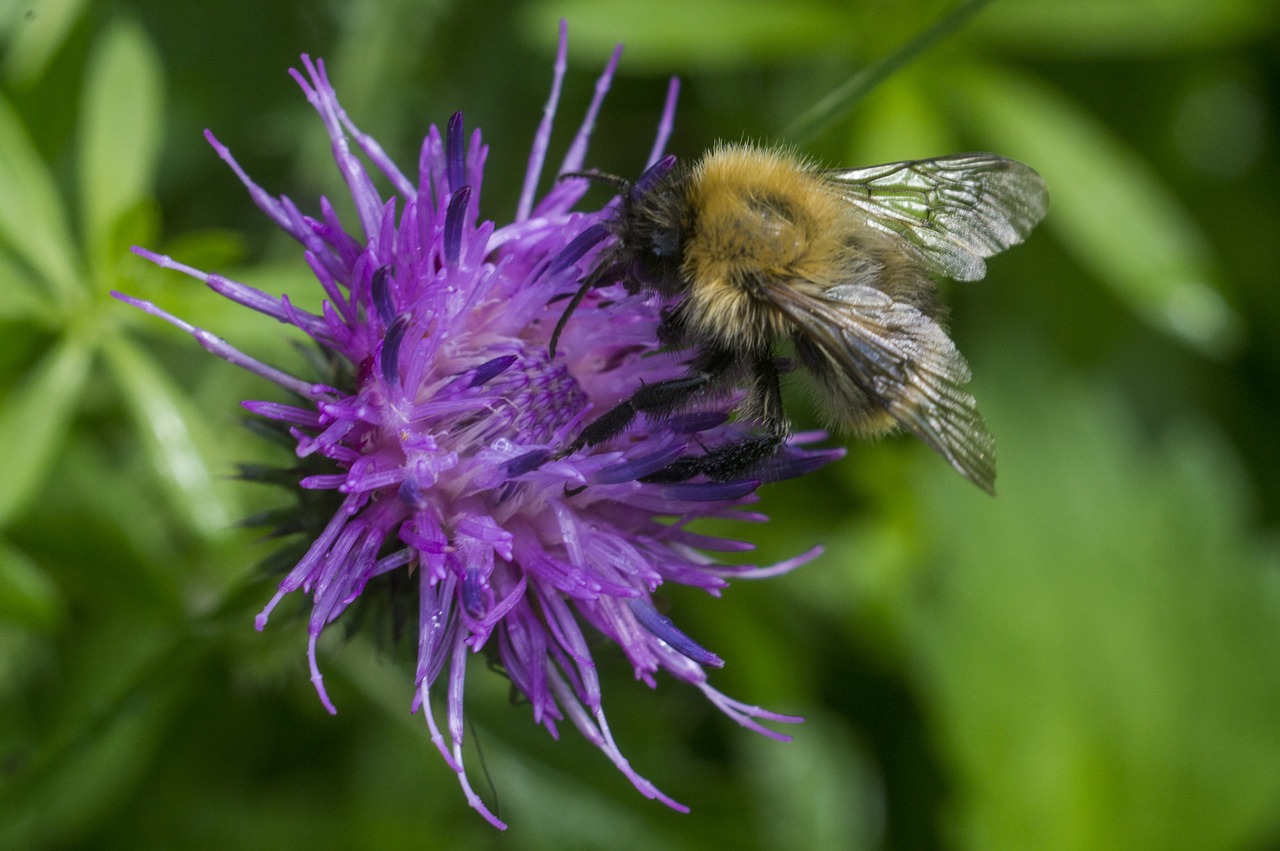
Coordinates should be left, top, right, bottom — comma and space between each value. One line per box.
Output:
559, 170, 632, 192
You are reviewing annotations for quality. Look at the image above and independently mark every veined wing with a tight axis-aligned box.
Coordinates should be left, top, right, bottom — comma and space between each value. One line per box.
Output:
824, 153, 1048, 282
772, 282, 996, 492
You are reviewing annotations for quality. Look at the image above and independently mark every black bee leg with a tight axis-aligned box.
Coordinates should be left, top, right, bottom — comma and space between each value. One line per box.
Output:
567, 373, 709, 452
641, 430, 784, 483
642, 352, 789, 483
739, 350, 788, 438
548, 261, 622, 358
561, 347, 735, 456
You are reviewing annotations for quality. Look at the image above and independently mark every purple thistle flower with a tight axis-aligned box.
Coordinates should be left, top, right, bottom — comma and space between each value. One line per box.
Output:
117, 23, 840, 829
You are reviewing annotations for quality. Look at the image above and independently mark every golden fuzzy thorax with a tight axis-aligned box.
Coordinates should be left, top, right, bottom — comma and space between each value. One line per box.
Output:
679, 145, 855, 349
674, 143, 948, 439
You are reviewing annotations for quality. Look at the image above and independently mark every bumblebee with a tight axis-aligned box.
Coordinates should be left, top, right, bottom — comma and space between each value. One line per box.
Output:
552, 143, 1048, 493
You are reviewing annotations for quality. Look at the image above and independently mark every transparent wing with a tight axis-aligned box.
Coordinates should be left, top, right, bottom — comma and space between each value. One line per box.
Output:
824, 153, 1048, 282
771, 282, 996, 492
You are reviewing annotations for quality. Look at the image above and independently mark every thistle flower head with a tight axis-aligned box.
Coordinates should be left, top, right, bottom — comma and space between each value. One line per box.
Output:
117, 24, 839, 829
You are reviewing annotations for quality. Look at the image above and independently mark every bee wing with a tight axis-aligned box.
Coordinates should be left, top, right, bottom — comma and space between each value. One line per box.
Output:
823, 153, 1048, 282
771, 282, 996, 492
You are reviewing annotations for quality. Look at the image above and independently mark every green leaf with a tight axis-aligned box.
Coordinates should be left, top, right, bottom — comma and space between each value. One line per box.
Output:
0, 249, 60, 323
521, 0, 856, 71
744, 711, 881, 850
972, 0, 1278, 56
0, 0, 90, 84
0, 688, 173, 848
0, 336, 93, 527
102, 335, 238, 539
845, 75, 959, 165
906, 342, 1280, 850
0, 91, 83, 300
0, 538, 63, 630
78, 18, 164, 283
329, 637, 690, 845
0, 621, 195, 849
954, 64, 1243, 356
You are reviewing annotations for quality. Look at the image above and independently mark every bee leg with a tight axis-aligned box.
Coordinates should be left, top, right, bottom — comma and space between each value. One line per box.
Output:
647, 431, 784, 482
562, 347, 736, 455
642, 352, 788, 483
548, 261, 623, 358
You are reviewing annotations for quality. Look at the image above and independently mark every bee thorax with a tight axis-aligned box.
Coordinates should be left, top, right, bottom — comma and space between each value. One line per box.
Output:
684, 273, 788, 349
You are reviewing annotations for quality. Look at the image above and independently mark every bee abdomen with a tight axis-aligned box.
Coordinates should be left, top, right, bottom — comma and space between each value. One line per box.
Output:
792, 331, 895, 435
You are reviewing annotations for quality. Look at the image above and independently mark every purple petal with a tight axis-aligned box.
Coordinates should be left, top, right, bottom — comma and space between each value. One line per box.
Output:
628, 599, 723, 667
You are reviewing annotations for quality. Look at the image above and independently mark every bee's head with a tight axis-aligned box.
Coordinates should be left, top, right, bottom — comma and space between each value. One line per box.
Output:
548, 156, 687, 358
618, 155, 687, 296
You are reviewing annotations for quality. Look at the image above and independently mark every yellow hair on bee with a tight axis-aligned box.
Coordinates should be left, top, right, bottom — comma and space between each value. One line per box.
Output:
679, 144, 856, 349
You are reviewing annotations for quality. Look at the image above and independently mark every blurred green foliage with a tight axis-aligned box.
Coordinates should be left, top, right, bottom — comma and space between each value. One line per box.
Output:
2, 0, 1278, 848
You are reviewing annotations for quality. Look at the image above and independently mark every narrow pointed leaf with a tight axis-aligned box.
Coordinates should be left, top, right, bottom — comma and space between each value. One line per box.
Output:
0, 538, 63, 630
78, 18, 164, 281
0, 92, 82, 299
0, 337, 93, 527
0, 632, 192, 849
909, 347, 1280, 850
0, 250, 59, 322
103, 336, 237, 538
953, 64, 1242, 356
0, 0, 89, 84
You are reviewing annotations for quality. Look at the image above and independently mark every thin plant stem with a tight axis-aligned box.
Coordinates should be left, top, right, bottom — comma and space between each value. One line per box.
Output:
783, 0, 993, 144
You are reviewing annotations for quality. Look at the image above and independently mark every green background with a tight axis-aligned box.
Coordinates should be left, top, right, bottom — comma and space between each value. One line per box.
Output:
2, 0, 1278, 848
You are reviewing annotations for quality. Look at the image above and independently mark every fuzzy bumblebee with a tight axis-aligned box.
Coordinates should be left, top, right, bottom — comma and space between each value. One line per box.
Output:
553, 143, 1049, 494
